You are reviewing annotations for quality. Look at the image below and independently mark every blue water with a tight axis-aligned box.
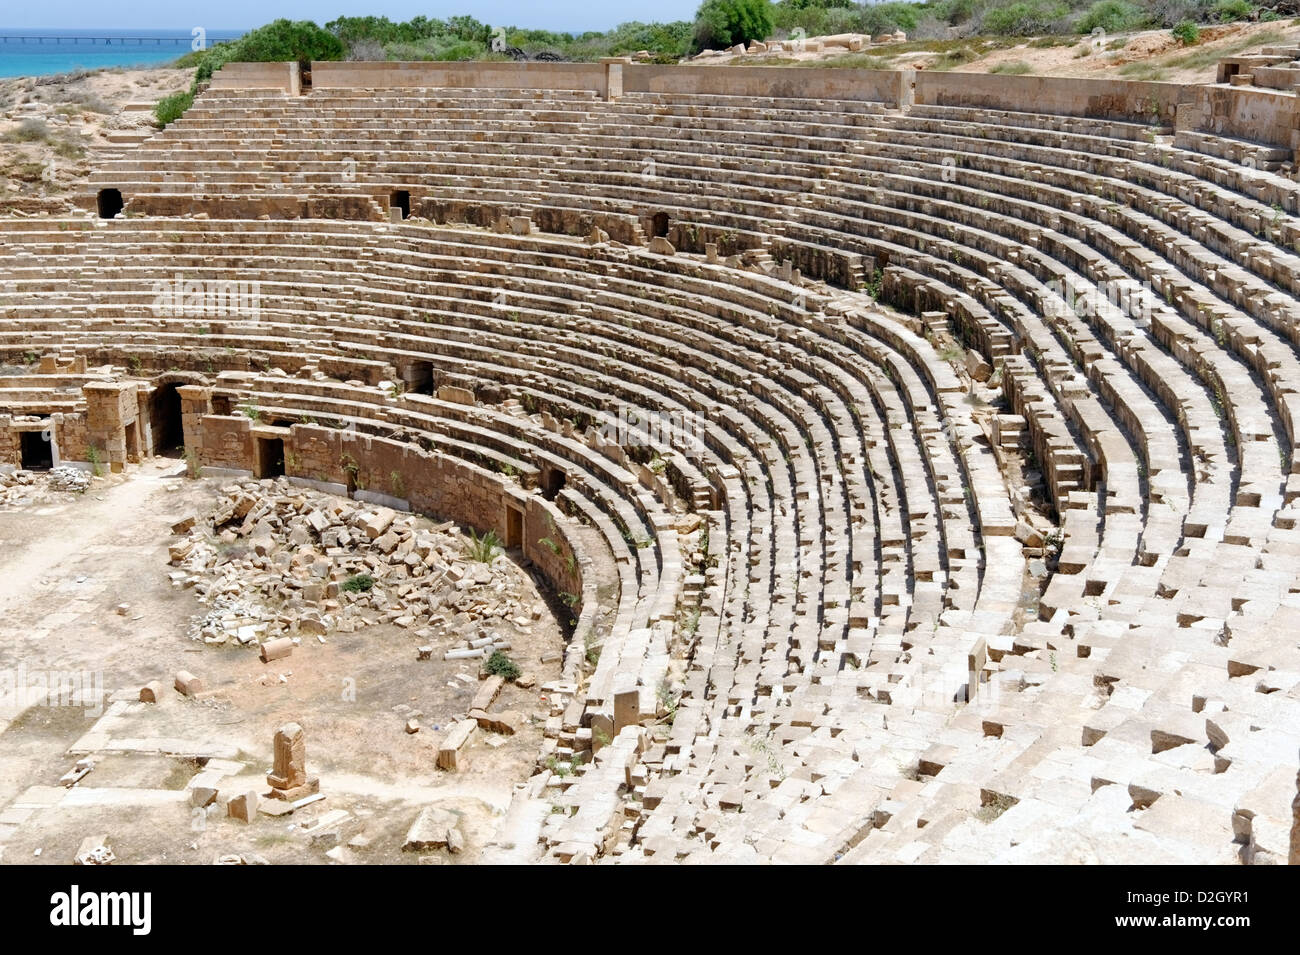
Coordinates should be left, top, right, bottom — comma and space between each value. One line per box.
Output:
0, 28, 245, 78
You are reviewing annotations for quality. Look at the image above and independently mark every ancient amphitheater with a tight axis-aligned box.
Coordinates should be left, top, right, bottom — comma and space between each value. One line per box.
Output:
3, 54, 1300, 865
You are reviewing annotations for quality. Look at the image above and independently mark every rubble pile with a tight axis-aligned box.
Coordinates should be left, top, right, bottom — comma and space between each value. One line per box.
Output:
170, 479, 548, 650
0, 465, 93, 505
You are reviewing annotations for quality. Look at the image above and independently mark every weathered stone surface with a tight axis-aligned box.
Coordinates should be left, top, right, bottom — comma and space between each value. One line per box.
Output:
403, 806, 461, 851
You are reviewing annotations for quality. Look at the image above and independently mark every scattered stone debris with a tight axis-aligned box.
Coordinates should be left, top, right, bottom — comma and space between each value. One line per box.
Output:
0, 465, 93, 505
73, 834, 114, 865
59, 758, 94, 788
171, 479, 544, 648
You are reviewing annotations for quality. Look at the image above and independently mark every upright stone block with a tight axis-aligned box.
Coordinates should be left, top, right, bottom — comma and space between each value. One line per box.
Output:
266, 721, 319, 800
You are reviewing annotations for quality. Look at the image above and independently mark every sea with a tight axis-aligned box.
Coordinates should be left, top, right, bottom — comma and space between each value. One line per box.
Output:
0, 28, 245, 79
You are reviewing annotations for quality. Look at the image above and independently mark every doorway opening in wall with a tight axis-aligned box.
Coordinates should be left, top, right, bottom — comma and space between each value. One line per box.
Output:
124, 423, 140, 463
406, 359, 434, 395
19, 431, 53, 470
256, 437, 285, 478
504, 505, 524, 549
298, 61, 312, 92
150, 383, 184, 454
96, 189, 123, 219
390, 190, 410, 220
651, 212, 670, 238
540, 465, 566, 501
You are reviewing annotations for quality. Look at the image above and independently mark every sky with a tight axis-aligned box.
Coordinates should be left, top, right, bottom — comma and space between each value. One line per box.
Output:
1, 1, 705, 33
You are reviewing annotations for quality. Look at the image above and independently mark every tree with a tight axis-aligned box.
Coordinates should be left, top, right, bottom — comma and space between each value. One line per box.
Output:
195, 19, 345, 84
692, 0, 774, 52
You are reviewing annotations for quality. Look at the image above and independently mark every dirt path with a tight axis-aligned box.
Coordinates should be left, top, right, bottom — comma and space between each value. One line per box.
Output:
0, 462, 564, 864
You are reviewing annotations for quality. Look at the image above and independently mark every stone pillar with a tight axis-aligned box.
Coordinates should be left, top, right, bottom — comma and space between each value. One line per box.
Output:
601, 57, 630, 102
898, 68, 916, 110
177, 385, 212, 469
83, 381, 139, 472
266, 721, 319, 801
0, 415, 18, 468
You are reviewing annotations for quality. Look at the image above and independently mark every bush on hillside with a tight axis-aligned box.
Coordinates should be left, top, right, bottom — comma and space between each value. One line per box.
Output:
692, 0, 775, 51
1076, 0, 1145, 32
979, 0, 1071, 35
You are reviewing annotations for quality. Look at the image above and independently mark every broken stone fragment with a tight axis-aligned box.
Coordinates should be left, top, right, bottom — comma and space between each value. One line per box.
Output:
73, 834, 114, 866
174, 670, 203, 697
259, 637, 294, 663
139, 680, 165, 703
403, 806, 461, 851
228, 790, 259, 823
436, 719, 478, 771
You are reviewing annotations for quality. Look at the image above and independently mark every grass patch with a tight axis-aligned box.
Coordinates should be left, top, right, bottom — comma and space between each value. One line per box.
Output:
989, 60, 1033, 74
52, 138, 86, 160
792, 52, 895, 69
1165, 28, 1285, 70
2, 119, 50, 144
931, 46, 981, 70
1027, 35, 1073, 48
1117, 61, 1169, 80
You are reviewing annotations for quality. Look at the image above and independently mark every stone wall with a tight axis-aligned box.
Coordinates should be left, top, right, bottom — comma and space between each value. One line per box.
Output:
195, 418, 588, 618
1184, 84, 1297, 150
83, 381, 141, 471
311, 60, 606, 94
209, 61, 299, 93
623, 63, 898, 103
53, 412, 89, 463
913, 72, 1187, 124
0, 416, 19, 467
200, 414, 255, 472
204, 60, 1300, 152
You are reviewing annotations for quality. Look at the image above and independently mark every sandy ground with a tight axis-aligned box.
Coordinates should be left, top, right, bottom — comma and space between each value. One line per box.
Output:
0, 457, 563, 865
0, 67, 189, 208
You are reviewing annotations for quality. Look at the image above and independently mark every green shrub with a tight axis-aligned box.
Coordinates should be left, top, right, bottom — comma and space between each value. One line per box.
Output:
989, 60, 1033, 73
465, 528, 503, 563
383, 38, 484, 61
1076, 0, 1143, 33
484, 650, 521, 682
860, 2, 923, 33
154, 90, 194, 127
341, 573, 375, 593
980, 0, 1070, 35
692, 0, 774, 52
1171, 20, 1201, 43
1210, 0, 1254, 21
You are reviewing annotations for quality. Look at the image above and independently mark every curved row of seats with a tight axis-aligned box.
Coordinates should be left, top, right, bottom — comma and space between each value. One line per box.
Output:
0, 216, 1027, 859
6, 77, 1299, 861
